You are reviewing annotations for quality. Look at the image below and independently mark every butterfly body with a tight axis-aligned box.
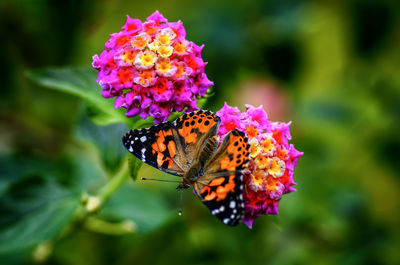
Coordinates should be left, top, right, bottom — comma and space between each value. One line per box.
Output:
176, 134, 219, 190
122, 110, 250, 226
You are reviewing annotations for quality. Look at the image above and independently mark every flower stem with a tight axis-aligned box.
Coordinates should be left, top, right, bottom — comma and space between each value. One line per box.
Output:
41, 157, 133, 259
97, 157, 130, 208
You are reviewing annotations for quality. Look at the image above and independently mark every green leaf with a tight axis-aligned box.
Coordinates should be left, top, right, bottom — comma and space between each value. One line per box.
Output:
0, 148, 107, 255
127, 156, 142, 181
197, 86, 214, 109
0, 175, 79, 254
0, 155, 54, 196
99, 184, 174, 233
26, 67, 132, 126
75, 114, 130, 173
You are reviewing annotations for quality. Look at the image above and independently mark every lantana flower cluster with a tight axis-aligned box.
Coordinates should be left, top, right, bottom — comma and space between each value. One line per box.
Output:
92, 11, 213, 123
216, 103, 303, 228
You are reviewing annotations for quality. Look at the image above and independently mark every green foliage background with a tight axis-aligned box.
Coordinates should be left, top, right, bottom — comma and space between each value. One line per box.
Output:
1, 0, 399, 264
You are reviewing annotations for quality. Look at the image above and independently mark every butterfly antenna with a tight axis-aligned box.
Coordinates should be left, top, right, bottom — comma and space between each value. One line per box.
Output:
178, 190, 183, 216
141, 177, 180, 183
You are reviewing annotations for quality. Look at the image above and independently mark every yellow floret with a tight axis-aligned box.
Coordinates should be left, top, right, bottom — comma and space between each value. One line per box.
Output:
158, 45, 173, 58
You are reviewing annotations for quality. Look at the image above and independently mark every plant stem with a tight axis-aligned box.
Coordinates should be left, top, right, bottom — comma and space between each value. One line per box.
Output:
39, 157, 133, 259
97, 157, 130, 208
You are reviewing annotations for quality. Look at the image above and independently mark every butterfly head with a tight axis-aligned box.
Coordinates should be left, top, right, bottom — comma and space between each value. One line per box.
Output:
176, 178, 191, 191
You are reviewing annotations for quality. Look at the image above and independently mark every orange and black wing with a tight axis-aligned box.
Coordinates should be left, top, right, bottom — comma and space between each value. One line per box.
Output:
122, 122, 186, 176
193, 129, 250, 226
173, 110, 220, 168
122, 110, 220, 176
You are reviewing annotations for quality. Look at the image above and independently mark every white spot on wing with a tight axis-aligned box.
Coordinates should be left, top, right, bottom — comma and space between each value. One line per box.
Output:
229, 201, 236, 209
141, 148, 146, 158
128, 147, 133, 152
223, 218, 230, 224
140, 136, 147, 142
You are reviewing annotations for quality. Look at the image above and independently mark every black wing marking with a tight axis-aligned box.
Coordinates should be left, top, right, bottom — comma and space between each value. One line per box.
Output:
173, 110, 220, 168
195, 171, 245, 226
122, 122, 186, 176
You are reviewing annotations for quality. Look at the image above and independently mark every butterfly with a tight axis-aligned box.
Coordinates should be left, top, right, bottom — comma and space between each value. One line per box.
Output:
122, 110, 250, 226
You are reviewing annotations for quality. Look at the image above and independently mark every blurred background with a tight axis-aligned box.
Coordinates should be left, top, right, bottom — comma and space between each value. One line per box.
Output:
1, 0, 399, 264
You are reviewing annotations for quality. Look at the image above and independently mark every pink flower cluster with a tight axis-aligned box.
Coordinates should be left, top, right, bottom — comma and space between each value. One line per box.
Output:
92, 11, 213, 123
216, 103, 303, 228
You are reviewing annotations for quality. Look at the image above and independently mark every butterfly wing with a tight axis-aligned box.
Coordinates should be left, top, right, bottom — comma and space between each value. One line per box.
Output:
122, 121, 186, 176
195, 171, 246, 226
173, 110, 220, 167
122, 110, 220, 176
203, 129, 250, 174
122, 112, 248, 226
193, 129, 250, 226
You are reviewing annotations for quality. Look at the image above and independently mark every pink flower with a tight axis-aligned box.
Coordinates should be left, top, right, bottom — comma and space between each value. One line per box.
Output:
245, 104, 269, 129
92, 11, 213, 123
169, 21, 186, 39
121, 15, 142, 33
216, 103, 303, 228
146, 10, 168, 25
216, 103, 246, 135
